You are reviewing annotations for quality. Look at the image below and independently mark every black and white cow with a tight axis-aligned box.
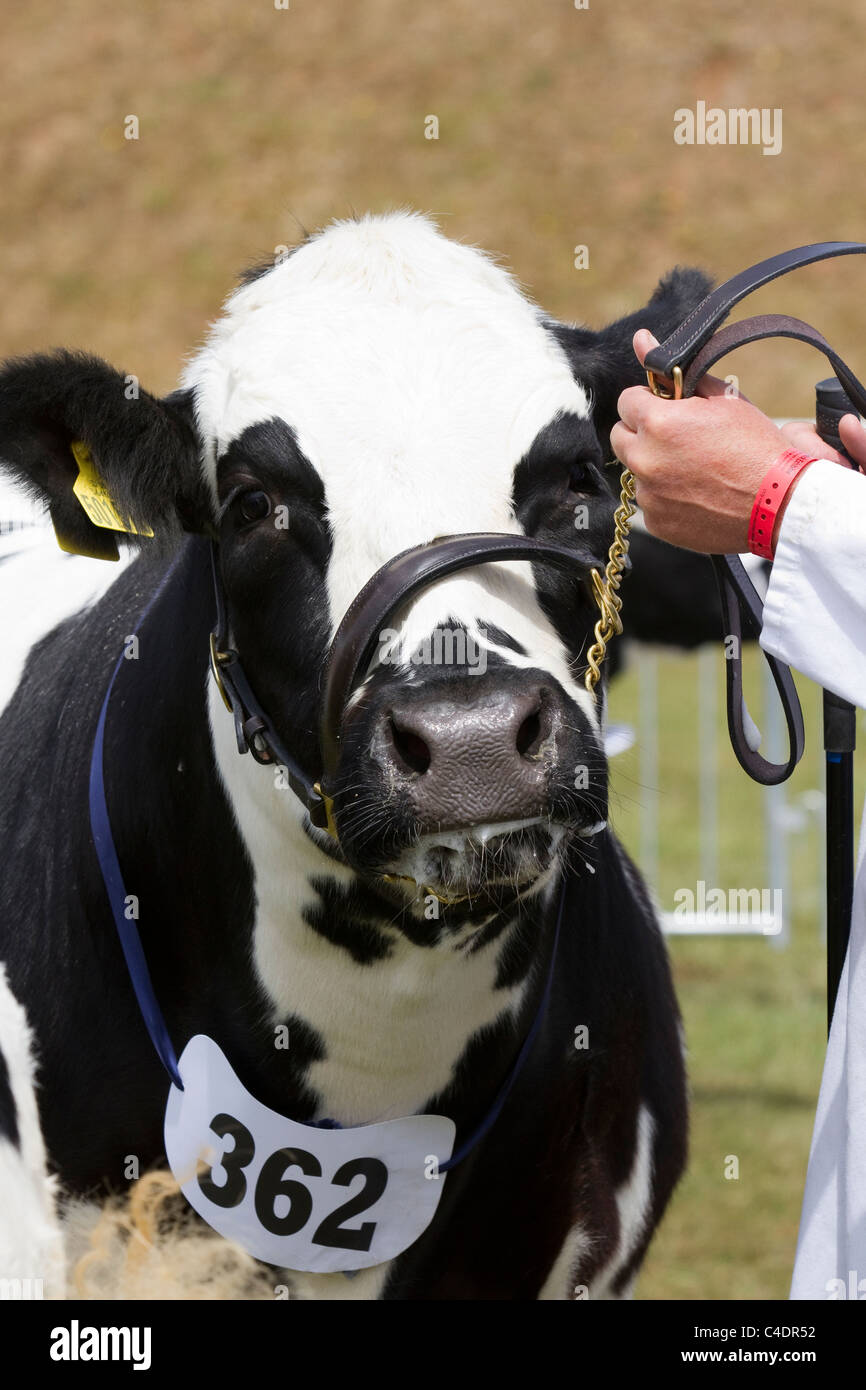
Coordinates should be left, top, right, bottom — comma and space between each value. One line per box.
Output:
0, 213, 710, 1299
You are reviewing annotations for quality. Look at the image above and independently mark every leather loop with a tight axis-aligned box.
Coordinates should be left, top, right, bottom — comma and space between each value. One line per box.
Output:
644, 241, 866, 378
712, 555, 805, 784
682, 312, 866, 415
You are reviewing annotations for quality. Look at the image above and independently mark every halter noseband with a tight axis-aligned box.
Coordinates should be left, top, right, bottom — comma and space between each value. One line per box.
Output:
208, 531, 607, 837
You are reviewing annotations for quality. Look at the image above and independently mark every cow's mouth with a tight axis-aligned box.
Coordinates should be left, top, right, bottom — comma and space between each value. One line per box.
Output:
379, 816, 573, 907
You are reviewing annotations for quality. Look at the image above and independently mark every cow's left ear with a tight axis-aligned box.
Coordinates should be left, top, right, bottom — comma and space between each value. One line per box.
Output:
552, 266, 713, 457
0, 350, 209, 556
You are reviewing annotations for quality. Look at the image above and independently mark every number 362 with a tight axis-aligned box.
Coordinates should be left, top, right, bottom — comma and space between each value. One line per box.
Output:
199, 1112, 388, 1253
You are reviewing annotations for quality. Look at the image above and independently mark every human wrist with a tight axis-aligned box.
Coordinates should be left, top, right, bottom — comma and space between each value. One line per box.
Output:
748, 450, 818, 560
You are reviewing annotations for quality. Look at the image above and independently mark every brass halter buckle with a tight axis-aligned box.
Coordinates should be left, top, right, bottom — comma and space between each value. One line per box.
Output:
209, 633, 233, 712
312, 781, 339, 839
646, 364, 683, 400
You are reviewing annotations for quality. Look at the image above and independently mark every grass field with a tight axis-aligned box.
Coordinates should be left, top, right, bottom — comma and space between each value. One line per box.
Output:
3, 0, 866, 1300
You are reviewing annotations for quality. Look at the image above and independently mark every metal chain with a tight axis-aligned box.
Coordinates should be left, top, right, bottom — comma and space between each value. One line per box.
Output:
584, 467, 637, 696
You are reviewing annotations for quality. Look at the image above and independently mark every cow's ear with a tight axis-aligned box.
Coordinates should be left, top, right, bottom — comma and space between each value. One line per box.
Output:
0, 350, 209, 555
552, 267, 713, 456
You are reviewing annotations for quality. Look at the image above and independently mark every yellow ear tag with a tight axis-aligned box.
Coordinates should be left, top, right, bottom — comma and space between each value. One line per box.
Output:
70, 440, 154, 537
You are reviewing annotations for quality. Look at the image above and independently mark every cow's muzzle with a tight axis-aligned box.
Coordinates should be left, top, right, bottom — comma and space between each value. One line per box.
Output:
372, 678, 562, 826
209, 531, 609, 849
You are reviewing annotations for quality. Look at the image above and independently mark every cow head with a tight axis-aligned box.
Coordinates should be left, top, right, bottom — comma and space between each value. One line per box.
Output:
0, 214, 709, 919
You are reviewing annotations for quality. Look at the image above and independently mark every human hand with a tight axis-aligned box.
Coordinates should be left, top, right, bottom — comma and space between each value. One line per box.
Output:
610, 330, 790, 553
781, 414, 866, 471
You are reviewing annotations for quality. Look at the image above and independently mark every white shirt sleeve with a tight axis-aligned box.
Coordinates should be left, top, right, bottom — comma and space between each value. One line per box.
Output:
758, 455, 866, 1297
760, 457, 866, 708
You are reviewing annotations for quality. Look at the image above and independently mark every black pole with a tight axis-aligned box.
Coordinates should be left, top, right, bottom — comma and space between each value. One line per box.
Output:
815, 377, 858, 1032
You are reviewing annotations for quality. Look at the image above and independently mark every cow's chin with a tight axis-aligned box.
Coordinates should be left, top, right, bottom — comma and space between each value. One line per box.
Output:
376, 817, 566, 910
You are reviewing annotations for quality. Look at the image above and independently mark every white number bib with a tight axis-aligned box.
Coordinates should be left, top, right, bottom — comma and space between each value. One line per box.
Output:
164, 1034, 455, 1273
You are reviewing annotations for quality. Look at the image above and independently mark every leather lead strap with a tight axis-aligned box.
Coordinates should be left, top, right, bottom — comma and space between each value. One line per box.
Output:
644, 241, 866, 379
682, 313, 866, 414
712, 555, 804, 785
644, 240, 866, 785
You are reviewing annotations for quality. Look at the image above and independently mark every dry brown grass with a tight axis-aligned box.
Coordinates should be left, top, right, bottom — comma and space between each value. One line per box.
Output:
2, 0, 863, 1300
4, 1, 866, 400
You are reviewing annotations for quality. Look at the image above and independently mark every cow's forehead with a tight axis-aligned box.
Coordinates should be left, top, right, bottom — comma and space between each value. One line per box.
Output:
183, 213, 592, 628
186, 213, 589, 502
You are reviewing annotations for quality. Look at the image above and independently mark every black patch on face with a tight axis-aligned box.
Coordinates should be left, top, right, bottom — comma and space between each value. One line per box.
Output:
217, 417, 328, 534
511, 411, 615, 674
216, 417, 333, 789
474, 624, 526, 657
0, 1044, 19, 1148
511, 411, 609, 540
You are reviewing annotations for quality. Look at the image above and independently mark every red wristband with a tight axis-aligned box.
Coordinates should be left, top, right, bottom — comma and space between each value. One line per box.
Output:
748, 449, 817, 560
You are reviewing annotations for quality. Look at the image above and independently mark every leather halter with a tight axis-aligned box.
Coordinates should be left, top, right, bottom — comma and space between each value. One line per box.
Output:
644, 241, 866, 785
209, 532, 603, 834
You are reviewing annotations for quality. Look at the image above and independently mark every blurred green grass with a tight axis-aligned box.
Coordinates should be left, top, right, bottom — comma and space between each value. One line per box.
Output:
607, 645, 866, 1299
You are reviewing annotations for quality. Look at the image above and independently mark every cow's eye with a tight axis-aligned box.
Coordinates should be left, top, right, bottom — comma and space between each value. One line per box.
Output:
232, 489, 272, 527
568, 460, 592, 494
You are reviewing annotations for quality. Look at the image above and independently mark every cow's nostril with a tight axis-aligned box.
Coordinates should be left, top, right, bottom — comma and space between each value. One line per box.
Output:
516, 704, 543, 758
389, 718, 432, 775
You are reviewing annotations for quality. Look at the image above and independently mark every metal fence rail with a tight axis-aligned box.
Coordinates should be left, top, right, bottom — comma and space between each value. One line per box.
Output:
635, 646, 792, 944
